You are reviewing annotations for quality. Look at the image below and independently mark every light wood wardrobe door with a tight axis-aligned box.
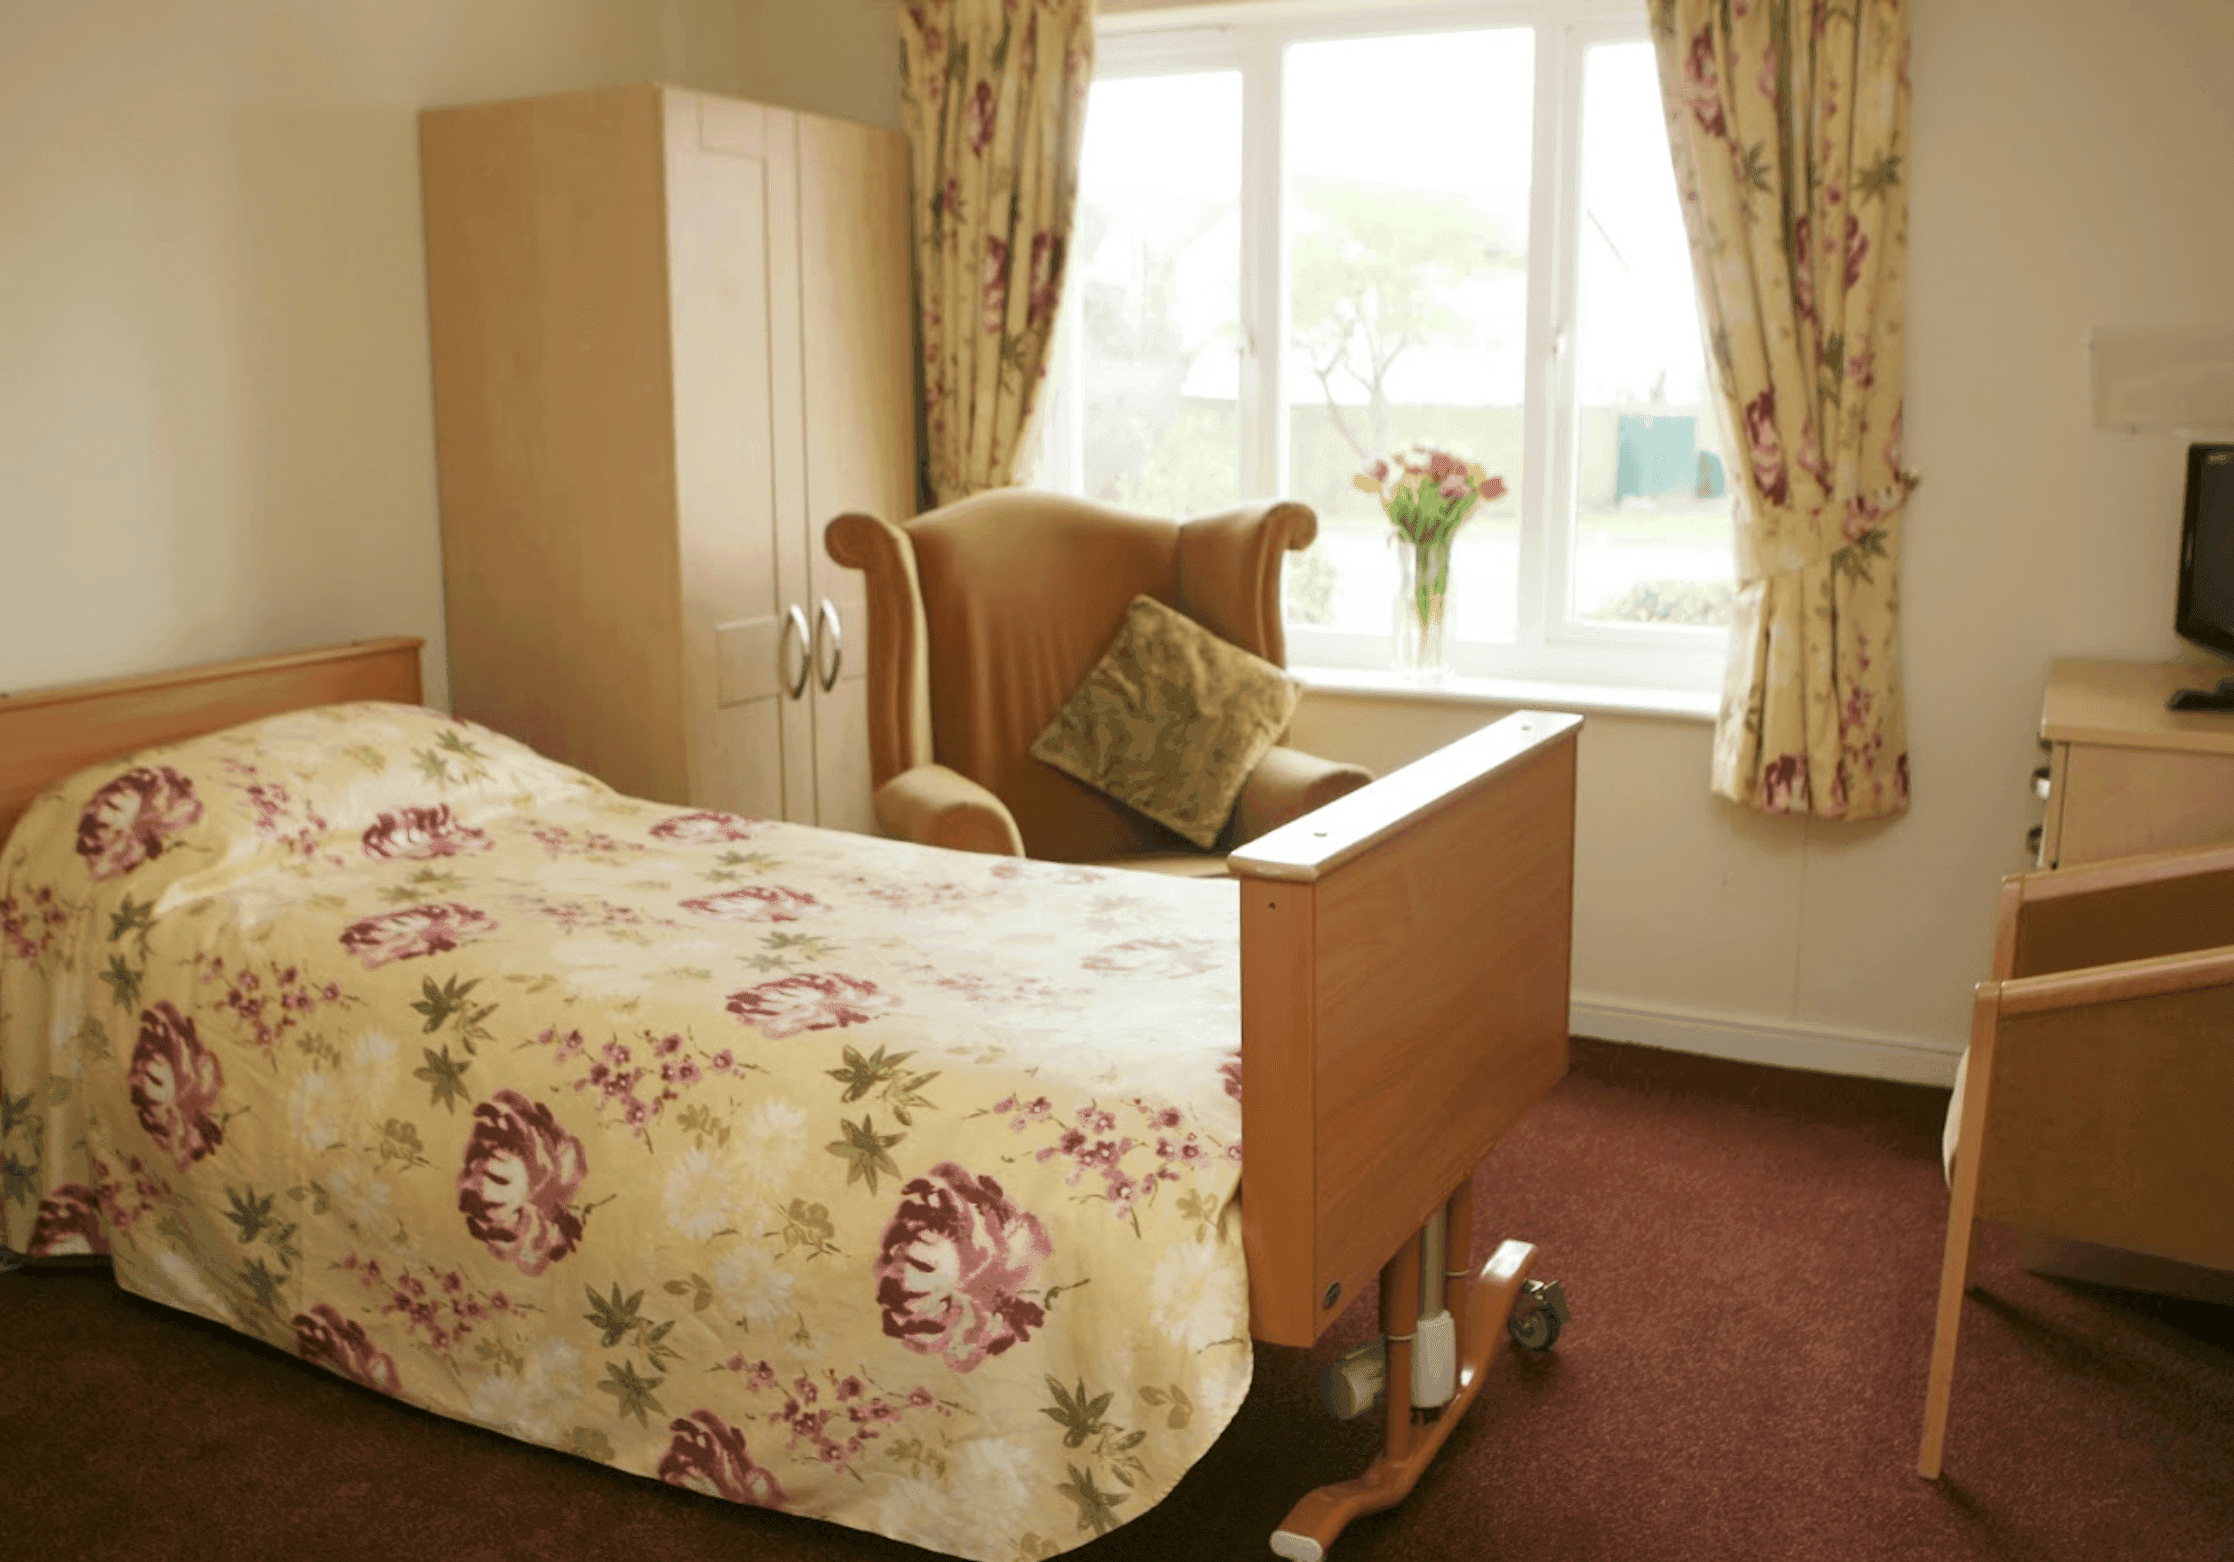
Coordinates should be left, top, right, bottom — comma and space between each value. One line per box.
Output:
797, 111, 917, 835
668, 91, 804, 822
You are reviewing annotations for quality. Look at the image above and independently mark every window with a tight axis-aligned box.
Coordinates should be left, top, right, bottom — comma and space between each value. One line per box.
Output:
1032, 0, 1733, 693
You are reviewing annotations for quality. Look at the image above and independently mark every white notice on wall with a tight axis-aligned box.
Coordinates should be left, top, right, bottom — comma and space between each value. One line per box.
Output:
2090, 325, 2234, 437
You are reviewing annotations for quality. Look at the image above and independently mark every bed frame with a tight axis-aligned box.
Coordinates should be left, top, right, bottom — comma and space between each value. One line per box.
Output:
0, 637, 427, 846
0, 636, 1580, 1561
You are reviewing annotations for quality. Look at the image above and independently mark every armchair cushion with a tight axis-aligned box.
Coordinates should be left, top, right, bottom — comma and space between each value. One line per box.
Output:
1030, 595, 1300, 850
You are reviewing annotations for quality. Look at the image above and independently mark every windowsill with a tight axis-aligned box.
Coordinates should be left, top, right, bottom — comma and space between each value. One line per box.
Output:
1292, 664, 1720, 722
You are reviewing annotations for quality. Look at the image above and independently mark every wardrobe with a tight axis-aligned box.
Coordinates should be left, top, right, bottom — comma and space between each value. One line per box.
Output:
419, 83, 914, 832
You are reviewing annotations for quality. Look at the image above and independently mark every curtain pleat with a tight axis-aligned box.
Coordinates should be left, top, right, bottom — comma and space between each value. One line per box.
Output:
1652, 0, 1917, 819
900, 0, 1096, 510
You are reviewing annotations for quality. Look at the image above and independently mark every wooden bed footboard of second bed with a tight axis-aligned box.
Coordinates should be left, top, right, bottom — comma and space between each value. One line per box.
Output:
1, 637, 1581, 1559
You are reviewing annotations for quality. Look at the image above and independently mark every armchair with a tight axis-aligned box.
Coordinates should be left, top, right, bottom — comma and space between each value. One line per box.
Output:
823, 490, 1373, 873
1918, 842, 2234, 1479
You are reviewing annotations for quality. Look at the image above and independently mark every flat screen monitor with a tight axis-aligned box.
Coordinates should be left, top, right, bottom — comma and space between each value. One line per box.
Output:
2175, 443, 2234, 658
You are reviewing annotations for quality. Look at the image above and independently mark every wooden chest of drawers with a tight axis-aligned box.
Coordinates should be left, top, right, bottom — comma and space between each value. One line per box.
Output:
2035, 658, 2234, 868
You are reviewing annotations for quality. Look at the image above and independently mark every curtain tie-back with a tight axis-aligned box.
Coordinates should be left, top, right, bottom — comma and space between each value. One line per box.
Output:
1735, 483, 1913, 584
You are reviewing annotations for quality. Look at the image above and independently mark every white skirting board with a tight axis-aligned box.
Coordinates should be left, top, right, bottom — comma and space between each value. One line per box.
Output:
1570, 994, 1962, 1089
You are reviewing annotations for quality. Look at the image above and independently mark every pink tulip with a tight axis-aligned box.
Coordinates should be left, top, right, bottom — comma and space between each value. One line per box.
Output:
1478, 476, 1507, 502
1438, 474, 1471, 501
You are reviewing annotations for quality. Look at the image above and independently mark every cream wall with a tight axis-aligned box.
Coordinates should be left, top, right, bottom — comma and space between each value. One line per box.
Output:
729, 0, 905, 131
3, 0, 2229, 1081
0, 0, 751, 707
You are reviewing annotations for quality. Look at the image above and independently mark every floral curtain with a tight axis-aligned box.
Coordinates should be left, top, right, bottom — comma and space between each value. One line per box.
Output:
1652, 0, 1917, 819
900, 0, 1095, 510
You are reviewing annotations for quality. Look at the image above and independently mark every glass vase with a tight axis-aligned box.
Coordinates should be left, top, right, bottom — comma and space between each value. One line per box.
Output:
1393, 536, 1454, 680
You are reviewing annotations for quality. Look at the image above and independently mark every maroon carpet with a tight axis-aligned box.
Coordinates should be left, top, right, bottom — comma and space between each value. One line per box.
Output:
5, 1038, 2229, 1561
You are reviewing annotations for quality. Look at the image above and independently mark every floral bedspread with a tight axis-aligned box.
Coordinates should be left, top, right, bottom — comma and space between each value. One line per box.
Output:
0, 703, 1251, 1560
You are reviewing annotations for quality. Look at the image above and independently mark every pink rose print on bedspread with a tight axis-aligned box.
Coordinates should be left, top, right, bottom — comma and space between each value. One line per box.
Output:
128, 1001, 226, 1171
725, 974, 895, 1038
340, 903, 497, 968
361, 804, 492, 859
230, 773, 332, 862
659, 1410, 788, 1508
1081, 935, 1223, 979
456, 1089, 587, 1276
292, 1304, 403, 1395
682, 886, 821, 923
334, 1253, 519, 1358
75, 766, 203, 880
28, 1184, 108, 1257
874, 1162, 1052, 1372
1, 884, 71, 964
84, 1152, 171, 1239
650, 811, 767, 845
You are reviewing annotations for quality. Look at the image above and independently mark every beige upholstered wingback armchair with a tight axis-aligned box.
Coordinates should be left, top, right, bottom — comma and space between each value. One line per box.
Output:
824, 490, 1373, 874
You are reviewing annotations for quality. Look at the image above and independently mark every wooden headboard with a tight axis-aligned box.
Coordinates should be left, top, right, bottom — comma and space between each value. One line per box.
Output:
0, 637, 425, 847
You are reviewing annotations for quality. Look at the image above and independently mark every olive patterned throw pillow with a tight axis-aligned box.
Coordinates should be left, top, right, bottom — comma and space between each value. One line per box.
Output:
1030, 595, 1301, 850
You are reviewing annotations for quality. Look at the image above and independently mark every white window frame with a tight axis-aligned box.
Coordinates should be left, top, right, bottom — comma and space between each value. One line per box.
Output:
1046, 0, 1730, 696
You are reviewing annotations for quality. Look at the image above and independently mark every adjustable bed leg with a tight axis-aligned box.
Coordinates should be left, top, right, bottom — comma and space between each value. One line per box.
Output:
1268, 1194, 1539, 1562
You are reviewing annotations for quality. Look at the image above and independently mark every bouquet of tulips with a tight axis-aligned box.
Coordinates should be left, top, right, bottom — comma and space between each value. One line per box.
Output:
1353, 445, 1507, 650
1351, 444, 1507, 548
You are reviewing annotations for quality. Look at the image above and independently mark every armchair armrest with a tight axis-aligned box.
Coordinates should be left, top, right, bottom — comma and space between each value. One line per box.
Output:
1952, 840, 2234, 1179
873, 764, 1026, 857
826, 510, 935, 787
1229, 745, 1374, 849
1949, 895, 2234, 1182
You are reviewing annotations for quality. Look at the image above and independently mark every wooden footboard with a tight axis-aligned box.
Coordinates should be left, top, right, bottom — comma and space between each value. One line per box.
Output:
1230, 711, 1580, 1347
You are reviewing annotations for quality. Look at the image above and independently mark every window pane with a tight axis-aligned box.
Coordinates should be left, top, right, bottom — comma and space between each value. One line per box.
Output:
1569, 41, 1734, 628
1058, 72, 1243, 517
1281, 29, 1534, 643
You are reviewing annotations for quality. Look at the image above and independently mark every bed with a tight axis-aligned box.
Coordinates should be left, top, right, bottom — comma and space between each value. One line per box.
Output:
0, 636, 1580, 1561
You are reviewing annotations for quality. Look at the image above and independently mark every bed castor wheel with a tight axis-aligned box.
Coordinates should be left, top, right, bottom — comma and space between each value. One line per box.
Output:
1506, 1277, 1569, 1351
1318, 1336, 1387, 1420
